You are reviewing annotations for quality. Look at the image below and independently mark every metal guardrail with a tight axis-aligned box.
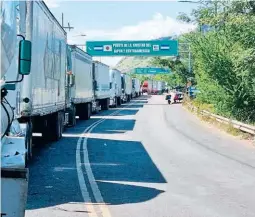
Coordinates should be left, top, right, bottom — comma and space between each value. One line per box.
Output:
186, 102, 255, 136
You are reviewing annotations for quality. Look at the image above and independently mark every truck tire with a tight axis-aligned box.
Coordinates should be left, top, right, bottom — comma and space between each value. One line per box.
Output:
114, 97, 117, 108
105, 98, 110, 110
87, 103, 91, 120
69, 105, 76, 127
43, 112, 63, 142
25, 120, 33, 162
52, 112, 63, 141
117, 97, 121, 106
79, 103, 91, 120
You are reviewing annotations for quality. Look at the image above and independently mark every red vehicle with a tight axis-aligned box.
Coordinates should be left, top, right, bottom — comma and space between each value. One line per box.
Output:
142, 80, 152, 94
173, 92, 184, 103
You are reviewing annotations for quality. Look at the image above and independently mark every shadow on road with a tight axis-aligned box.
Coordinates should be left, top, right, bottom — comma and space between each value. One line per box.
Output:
27, 133, 165, 210
136, 95, 151, 100
130, 100, 148, 104
88, 138, 166, 205
97, 181, 164, 205
122, 104, 144, 108
88, 138, 166, 184
91, 118, 136, 134
94, 109, 139, 116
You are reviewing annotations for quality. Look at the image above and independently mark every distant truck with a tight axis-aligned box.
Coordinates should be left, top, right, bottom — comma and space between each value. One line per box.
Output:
66, 45, 95, 126
142, 80, 152, 94
109, 69, 122, 107
152, 80, 158, 94
156, 81, 164, 95
92, 61, 110, 110
132, 78, 141, 98
121, 73, 132, 103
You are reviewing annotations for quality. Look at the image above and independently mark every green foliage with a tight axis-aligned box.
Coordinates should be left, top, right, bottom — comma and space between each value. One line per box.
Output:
116, 1, 255, 123
186, 0, 255, 123
154, 0, 255, 123
152, 56, 193, 87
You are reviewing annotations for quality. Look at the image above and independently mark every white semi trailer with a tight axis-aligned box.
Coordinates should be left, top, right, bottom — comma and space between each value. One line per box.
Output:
109, 68, 122, 107
2, 1, 67, 161
133, 78, 141, 97
1, 1, 32, 217
16, 1, 68, 150
121, 73, 132, 103
92, 61, 110, 110
156, 81, 163, 94
66, 45, 95, 125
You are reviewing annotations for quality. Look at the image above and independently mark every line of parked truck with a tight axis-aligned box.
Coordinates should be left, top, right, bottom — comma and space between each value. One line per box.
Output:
2, 0, 143, 163
141, 80, 166, 95
1, 2, 141, 216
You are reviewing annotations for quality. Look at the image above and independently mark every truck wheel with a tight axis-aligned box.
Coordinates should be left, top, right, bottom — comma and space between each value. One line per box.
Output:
25, 120, 33, 161
118, 97, 121, 106
106, 98, 110, 110
101, 99, 109, 111
114, 97, 118, 108
69, 105, 76, 127
79, 103, 91, 120
45, 112, 63, 141
87, 103, 91, 120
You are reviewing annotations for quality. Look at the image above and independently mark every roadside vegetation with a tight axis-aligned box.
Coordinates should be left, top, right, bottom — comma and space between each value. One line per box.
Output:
153, 0, 255, 125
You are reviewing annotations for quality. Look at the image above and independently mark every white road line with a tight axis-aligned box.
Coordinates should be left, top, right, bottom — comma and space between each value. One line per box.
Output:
76, 136, 98, 216
76, 102, 135, 217
76, 116, 113, 217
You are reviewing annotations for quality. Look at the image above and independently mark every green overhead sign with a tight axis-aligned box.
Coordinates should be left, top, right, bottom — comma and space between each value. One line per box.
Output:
86, 40, 178, 56
134, 67, 171, 74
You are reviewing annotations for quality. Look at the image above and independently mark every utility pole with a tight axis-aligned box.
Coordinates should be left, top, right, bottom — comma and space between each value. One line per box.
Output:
188, 44, 191, 74
61, 13, 74, 31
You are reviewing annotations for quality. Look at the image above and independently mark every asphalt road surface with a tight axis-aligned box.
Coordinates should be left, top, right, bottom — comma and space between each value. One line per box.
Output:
26, 95, 255, 217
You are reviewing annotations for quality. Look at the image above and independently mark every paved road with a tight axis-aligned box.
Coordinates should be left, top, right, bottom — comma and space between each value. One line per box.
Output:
26, 95, 255, 217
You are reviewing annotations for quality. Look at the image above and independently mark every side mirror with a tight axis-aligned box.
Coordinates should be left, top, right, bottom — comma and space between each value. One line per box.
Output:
18, 40, 32, 75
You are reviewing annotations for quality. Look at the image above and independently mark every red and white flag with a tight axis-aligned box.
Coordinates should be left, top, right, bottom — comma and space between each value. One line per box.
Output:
103, 45, 112, 52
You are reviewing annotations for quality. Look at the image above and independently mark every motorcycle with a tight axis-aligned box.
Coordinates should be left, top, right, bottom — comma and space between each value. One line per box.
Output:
165, 94, 171, 104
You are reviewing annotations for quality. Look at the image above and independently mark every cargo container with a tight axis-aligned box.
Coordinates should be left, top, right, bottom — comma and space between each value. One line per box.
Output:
109, 69, 122, 107
156, 81, 161, 94
92, 61, 110, 110
18, 1, 67, 146
162, 81, 166, 93
2, 1, 67, 161
66, 45, 95, 126
134, 78, 141, 97
152, 80, 158, 94
121, 73, 132, 103
132, 79, 136, 98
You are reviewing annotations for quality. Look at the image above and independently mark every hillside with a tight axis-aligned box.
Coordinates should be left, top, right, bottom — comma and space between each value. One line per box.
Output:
115, 56, 154, 73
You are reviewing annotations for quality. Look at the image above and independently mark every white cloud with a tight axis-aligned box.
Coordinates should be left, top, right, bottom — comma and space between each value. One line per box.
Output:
44, 0, 60, 8
67, 13, 196, 67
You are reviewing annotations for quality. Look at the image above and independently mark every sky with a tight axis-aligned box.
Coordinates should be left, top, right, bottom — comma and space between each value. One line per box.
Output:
45, 0, 198, 66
